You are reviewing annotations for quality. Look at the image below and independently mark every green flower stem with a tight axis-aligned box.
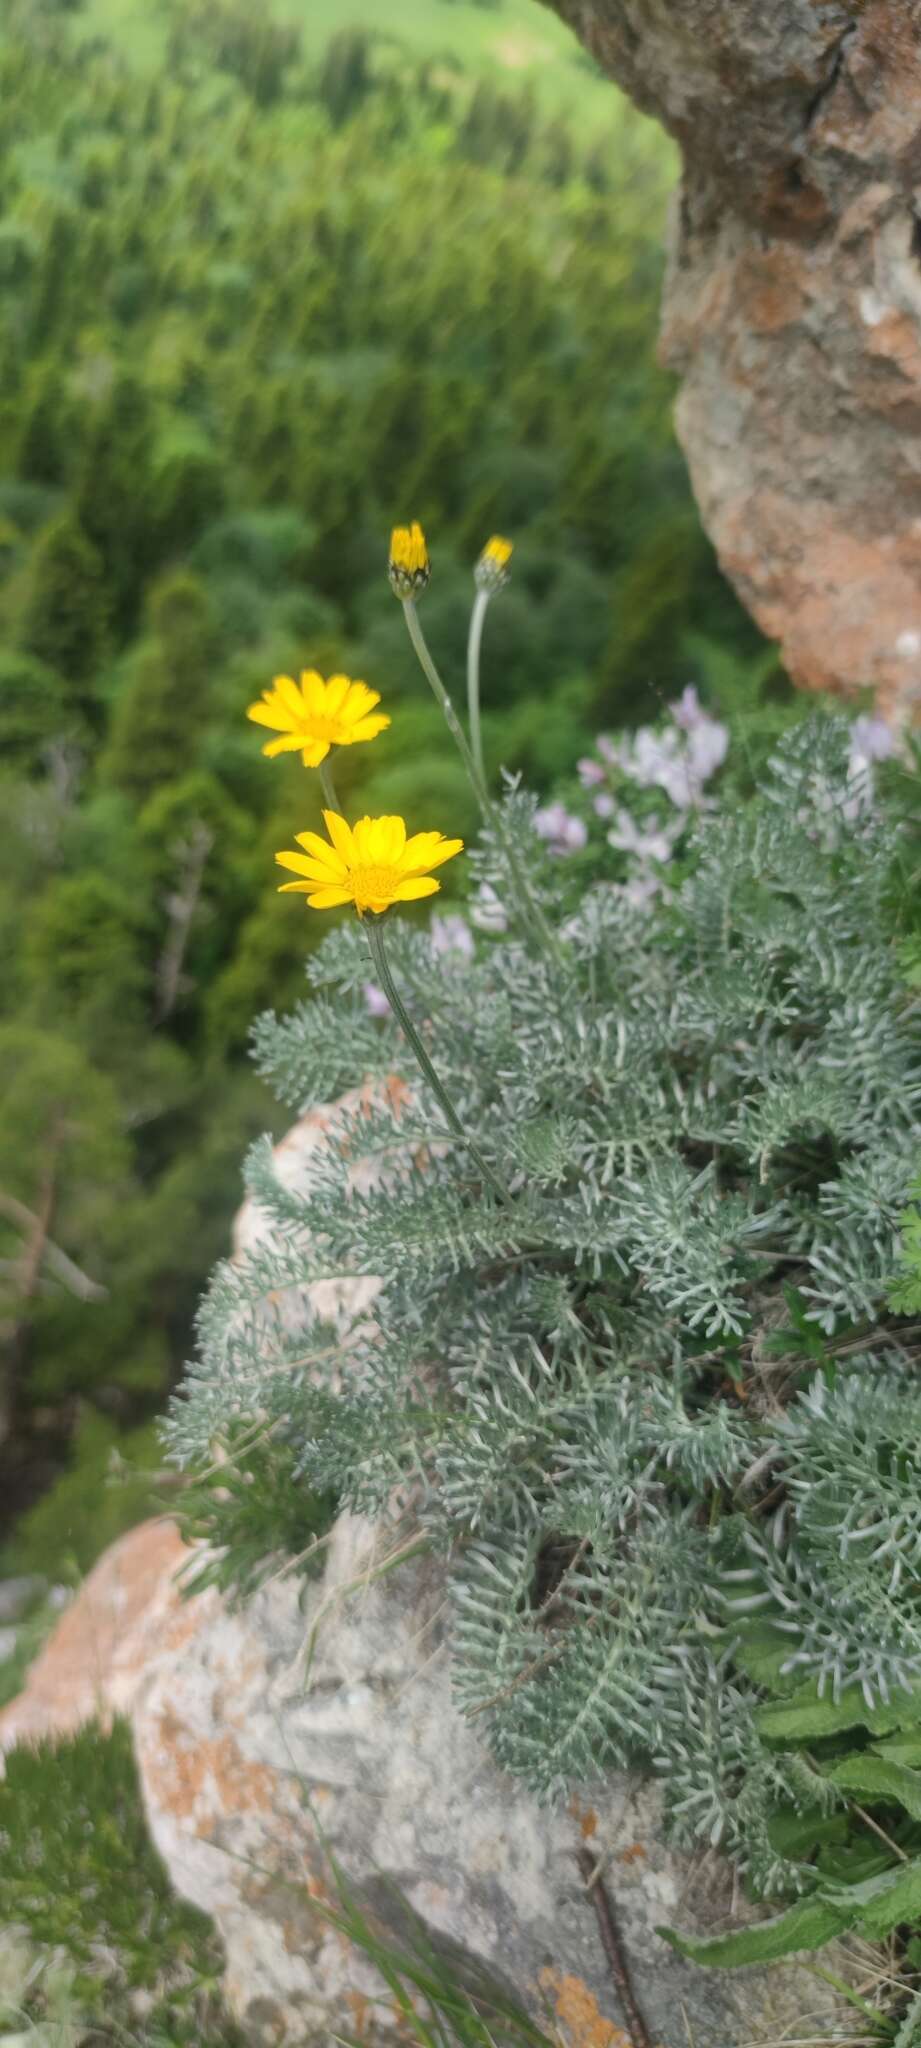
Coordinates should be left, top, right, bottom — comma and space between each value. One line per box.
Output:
318, 758, 340, 815
466, 587, 490, 790
364, 914, 509, 1205
402, 598, 562, 960
402, 599, 489, 817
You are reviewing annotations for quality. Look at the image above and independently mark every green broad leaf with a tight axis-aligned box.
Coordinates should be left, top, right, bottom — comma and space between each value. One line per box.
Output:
758, 1683, 921, 1744
847, 1857, 921, 1940
768, 1810, 848, 1856
733, 1622, 799, 1694
827, 1754, 921, 1820
873, 1736, 921, 1769
818, 1840, 893, 1885
658, 1893, 854, 1969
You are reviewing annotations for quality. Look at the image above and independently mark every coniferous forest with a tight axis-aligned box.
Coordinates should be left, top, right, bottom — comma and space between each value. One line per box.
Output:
0, 0, 781, 1565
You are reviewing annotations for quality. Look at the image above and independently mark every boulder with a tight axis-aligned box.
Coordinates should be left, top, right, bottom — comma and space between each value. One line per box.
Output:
542, 0, 921, 716
0, 1509, 859, 2048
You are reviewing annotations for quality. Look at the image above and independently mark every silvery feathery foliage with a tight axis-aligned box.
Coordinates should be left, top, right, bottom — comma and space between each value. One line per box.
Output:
166, 717, 921, 1896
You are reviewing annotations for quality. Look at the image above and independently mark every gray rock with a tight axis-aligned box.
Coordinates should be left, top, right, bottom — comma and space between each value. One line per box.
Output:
0, 1577, 45, 1625
127, 1511, 860, 2047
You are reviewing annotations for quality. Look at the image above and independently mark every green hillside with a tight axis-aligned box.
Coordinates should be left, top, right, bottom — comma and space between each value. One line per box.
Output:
0, 0, 779, 1564
80, 0, 625, 127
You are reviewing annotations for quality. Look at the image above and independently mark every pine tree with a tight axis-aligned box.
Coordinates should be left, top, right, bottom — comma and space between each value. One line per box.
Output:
19, 514, 109, 700
99, 571, 217, 802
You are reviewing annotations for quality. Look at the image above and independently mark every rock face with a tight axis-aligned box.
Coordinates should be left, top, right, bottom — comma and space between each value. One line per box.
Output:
543, 0, 921, 714
1, 1513, 857, 2048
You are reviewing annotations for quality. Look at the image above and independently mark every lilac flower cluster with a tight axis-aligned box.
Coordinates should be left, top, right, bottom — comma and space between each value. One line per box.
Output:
577, 686, 730, 907
579, 687, 728, 814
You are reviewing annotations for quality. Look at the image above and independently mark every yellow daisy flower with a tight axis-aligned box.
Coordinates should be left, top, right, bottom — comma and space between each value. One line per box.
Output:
247, 671, 390, 768
474, 535, 513, 591
276, 810, 463, 915
388, 522, 430, 598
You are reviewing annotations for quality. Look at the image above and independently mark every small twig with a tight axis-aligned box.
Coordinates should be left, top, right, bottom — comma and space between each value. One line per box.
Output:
0, 1185, 106, 1302
851, 1801, 909, 1864
575, 1848, 652, 2048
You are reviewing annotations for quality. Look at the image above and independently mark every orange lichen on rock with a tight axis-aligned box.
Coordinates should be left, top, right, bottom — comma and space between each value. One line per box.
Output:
569, 1796, 599, 1840
538, 1966, 633, 2048
140, 1711, 280, 1827
0, 1519, 206, 1754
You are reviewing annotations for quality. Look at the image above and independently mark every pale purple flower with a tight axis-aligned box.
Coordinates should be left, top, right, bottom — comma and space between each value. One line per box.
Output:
593, 792, 616, 820
534, 803, 588, 856
363, 982, 390, 1019
617, 704, 728, 809
687, 713, 729, 785
848, 714, 894, 780
607, 808, 680, 865
471, 882, 508, 934
596, 734, 618, 766
577, 756, 606, 788
618, 873, 662, 912
670, 684, 704, 731
430, 912, 474, 960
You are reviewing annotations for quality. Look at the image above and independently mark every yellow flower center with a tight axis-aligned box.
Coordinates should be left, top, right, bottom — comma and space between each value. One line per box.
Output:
304, 713, 349, 742
349, 862, 401, 909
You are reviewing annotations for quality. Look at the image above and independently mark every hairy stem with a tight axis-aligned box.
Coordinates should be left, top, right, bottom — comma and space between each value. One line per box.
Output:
466, 587, 490, 790
402, 598, 563, 958
319, 757, 340, 816
402, 600, 489, 816
365, 915, 509, 1204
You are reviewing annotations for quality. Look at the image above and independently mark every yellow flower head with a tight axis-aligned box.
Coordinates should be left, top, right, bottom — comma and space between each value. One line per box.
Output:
277, 810, 463, 916
247, 671, 389, 768
388, 522, 430, 599
474, 535, 513, 592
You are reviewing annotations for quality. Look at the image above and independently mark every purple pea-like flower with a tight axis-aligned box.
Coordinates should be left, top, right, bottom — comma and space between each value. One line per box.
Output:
534, 803, 588, 855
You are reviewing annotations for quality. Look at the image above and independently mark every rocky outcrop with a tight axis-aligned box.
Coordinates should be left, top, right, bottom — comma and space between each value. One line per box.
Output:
543, 0, 921, 714
0, 1511, 859, 2048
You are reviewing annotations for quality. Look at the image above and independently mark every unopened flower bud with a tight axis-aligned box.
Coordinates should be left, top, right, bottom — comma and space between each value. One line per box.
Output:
474, 535, 513, 592
389, 522, 430, 599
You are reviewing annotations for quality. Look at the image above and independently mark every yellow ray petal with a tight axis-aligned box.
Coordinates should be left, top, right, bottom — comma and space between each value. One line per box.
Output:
247, 699, 298, 731
393, 876, 441, 901
295, 827, 348, 871
344, 714, 390, 744
273, 674, 305, 718
403, 833, 464, 873
300, 737, 331, 766
321, 811, 356, 863
299, 670, 325, 715
368, 815, 406, 864
263, 732, 309, 757
278, 879, 312, 893
340, 681, 380, 722
307, 885, 353, 908
323, 673, 351, 717
275, 849, 343, 883
351, 816, 376, 863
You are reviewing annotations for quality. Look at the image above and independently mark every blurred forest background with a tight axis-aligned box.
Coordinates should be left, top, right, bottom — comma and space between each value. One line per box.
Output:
0, 0, 785, 1575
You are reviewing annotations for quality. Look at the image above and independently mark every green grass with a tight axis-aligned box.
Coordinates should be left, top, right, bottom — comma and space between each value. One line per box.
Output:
0, 1718, 244, 2046
79, 0, 622, 129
